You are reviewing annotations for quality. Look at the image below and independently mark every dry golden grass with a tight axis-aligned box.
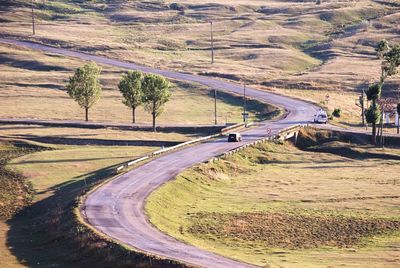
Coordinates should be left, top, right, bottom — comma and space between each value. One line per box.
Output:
147, 131, 400, 267
0, 43, 272, 125
1, 1, 400, 266
1, 0, 399, 129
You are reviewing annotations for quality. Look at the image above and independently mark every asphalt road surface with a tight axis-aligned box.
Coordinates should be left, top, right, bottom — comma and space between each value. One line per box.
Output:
0, 38, 318, 268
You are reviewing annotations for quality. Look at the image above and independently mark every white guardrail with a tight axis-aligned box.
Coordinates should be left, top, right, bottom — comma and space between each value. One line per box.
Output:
215, 124, 304, 160
115, 122, 248, 172
115, 123, 303, 173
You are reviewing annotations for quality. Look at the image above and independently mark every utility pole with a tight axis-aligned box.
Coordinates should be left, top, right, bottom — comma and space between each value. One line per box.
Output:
210, 21, 214, 64
214, 88, 217, 125
243, 80, 247, 123
31, 0, 35, 35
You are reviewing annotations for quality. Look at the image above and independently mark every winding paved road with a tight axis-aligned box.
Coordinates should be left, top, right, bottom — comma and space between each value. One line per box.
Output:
0, 38, 318, 267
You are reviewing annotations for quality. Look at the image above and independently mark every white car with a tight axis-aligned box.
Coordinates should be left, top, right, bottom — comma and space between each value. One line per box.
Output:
314, 110, 328, 124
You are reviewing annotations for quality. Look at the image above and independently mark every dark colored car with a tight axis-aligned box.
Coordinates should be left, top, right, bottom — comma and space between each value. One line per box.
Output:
228, 133, 242, 142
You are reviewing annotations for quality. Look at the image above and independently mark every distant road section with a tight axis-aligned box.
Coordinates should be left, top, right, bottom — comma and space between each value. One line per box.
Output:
0, 38, 318, 267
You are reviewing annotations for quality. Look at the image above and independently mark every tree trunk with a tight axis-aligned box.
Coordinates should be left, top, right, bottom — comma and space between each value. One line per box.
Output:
361, 92, 365, 126
380, 110, 384, 147
132, 108, 136, 124
372, 122, 376, 145
85, 107, 89, 122
371, 99, 377, 145
152, 111, 156, 132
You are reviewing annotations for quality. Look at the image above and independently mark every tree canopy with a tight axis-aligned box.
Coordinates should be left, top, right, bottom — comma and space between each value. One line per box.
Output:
366, 83, 382, 101
365, 105, 381, 125
142, 74, 171, 131
118, 71, 143, 123
66, 62, 102, 121
376, 39, 390, 59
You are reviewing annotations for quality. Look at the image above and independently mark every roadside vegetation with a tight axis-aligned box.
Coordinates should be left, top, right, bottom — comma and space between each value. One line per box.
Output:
66, 62, 102, 122
67, 62, 173, 131
147, 128, 400, 267
361, 40, 400, 145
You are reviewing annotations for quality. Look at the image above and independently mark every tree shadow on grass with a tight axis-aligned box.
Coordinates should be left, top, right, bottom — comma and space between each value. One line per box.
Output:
8, 134, 181, 147
5, 82, 65, 90
5, 163, 121, 267
0, 54, 70, 72
6, 159, 184, 267
309, 146, 400, 161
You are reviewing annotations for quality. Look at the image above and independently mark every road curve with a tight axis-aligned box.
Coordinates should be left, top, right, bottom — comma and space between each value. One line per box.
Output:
0, 38, 318, 267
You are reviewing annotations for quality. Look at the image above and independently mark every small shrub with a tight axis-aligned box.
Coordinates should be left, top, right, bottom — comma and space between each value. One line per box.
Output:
332, 108, 341, 118
169, 3, 185, 11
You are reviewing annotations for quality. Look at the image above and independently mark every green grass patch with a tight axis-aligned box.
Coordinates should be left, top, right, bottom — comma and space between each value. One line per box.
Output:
10, 144, 156, 199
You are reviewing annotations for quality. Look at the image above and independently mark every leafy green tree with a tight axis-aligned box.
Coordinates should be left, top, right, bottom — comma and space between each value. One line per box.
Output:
367, 41, 400, 145
118, 71, 143, 123
365, 83, 382, 144
142, 74, 171, 132
66, 62, 102, 122
376, 39, 390, 59
365, 105, 381, 126
382, 44, 400, 81
365, 83, 381, 101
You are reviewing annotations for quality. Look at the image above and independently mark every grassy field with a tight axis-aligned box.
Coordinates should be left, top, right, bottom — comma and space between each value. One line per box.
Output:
0, 133, 162, 267
146, 128, 400, 267
1, 0, 400, 266
1, 0, 399, 130
10, 144, 156, 201
0, 43, 275, 125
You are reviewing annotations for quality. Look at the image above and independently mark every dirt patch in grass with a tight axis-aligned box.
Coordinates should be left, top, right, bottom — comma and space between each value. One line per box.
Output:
189, 212, 400, 249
